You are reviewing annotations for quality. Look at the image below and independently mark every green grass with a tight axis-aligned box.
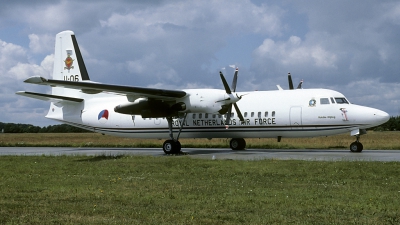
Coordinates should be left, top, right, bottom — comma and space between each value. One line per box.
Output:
0, 155, 399, 224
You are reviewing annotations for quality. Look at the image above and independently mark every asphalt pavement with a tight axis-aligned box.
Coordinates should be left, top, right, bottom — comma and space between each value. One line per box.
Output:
1, 147, 399, 161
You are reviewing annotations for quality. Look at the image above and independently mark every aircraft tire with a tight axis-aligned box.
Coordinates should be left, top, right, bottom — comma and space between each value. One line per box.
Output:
175, 141, 182, 152
230, 138, 246, 150
357, 142, 363, 152
350, 142, 363, 153
163, 140, 181, 154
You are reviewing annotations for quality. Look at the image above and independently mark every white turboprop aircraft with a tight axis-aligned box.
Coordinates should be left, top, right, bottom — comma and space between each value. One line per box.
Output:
17, 30, 389, 154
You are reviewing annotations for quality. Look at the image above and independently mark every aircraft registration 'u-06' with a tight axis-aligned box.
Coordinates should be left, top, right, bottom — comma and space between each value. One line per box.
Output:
17, 30, 390, 154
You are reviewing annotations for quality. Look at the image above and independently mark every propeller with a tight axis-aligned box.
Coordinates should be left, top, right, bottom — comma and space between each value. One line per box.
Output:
297, 79, 303, 89
288, 72, 294, 90
288, 72, 303, 90
219, 68, 245, 127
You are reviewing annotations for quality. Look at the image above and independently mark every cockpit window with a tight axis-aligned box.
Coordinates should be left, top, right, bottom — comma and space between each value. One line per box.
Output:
330, 97, 335, 103
335, 97, 349, 104
320, 98, 330, 104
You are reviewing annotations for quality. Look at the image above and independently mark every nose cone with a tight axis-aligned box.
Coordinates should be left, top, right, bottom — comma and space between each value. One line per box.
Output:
373, 109, 390, 126
350, 105, 390, 129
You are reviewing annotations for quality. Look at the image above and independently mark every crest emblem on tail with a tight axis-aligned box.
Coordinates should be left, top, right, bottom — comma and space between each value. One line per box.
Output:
64, 53, 74, 70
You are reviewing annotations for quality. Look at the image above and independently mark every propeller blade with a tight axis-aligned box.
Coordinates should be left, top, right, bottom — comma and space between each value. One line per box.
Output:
297, 79, 303, 89
233, 103, 245, 122
288, 72, 294, 90
219, 71, 232, 94
215, 98, 231, 103
231, 68, 238, 92
225, 104, 233, 125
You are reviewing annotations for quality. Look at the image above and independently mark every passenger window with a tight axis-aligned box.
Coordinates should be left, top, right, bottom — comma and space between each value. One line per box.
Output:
335, 97, 349, 104
258, 112, 261, 118
265, 111, 268, 117
244, 112, 248, 117
272, 111, 275, 117
218, 115, 222, 118
205, 113, 208, 119
192, 114, 196, 119
212, 114, 216, 118
330, 97, 335, 104
320, 98, 330, 104
251, 112, 254, 117
199, 113, 202, 119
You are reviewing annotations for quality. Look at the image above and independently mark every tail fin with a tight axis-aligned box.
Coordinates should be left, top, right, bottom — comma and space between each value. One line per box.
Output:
52, 30, 90, 96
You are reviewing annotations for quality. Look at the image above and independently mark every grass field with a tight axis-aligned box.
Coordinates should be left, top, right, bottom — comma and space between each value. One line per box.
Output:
0, 131, 400, 149
0, 156, 399, 224
1, 132, 399, 224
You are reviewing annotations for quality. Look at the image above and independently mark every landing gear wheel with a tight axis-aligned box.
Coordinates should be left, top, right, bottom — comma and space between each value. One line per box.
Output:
163, 140, 181, 154
163, 140, 174, 154
175, 141, 181, 152
350, 142, 363, 153
230, 138, 246, 150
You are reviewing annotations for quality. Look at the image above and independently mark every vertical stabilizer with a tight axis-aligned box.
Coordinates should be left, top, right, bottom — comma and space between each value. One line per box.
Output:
52, 30, 90, 96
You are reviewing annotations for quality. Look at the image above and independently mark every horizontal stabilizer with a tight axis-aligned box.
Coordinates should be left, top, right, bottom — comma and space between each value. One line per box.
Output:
16, 91, 83, 103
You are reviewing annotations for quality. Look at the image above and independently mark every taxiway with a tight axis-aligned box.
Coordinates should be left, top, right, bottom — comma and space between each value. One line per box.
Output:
1, 147, 400, 161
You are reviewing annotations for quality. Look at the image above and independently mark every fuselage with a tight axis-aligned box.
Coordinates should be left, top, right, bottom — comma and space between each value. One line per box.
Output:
46, 88, 389, 139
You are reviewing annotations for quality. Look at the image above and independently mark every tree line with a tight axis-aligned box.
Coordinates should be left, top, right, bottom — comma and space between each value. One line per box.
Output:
1, 116, 399, 133
372, 116, 400, 131
0, 122, 91, 133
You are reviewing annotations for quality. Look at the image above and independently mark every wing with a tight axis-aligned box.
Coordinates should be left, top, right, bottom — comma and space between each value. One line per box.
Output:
16, 91, 83, 103
24, 76, 187, 100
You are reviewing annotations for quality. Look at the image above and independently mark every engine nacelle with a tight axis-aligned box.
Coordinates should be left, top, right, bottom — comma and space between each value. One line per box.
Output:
114, 99, 188, 118
114, 99, 175, 118
178, 89, 230, 114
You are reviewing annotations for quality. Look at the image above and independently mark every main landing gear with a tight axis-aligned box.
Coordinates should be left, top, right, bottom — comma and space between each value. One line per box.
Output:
162, 114, 247, 153
162, 139, 181, 154
349, 135, 363, 153
230, 138, 246, 150
163, 114, 187, 154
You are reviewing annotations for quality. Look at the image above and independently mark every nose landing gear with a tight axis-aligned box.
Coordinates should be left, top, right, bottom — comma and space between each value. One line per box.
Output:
350, 134, 363, 152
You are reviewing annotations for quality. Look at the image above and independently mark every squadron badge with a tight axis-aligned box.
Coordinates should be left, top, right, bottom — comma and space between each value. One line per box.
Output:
64, 53, 74, 71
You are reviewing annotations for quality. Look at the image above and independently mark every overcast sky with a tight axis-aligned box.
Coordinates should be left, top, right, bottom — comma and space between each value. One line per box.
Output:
1, 0, 399, 126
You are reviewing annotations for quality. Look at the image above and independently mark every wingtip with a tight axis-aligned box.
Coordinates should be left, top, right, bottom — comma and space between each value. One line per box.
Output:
24, 76, 47, 84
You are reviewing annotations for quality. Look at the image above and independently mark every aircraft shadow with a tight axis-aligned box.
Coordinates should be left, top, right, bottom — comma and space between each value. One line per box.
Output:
75, 154, 125, 162
180, 148, 348, 156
